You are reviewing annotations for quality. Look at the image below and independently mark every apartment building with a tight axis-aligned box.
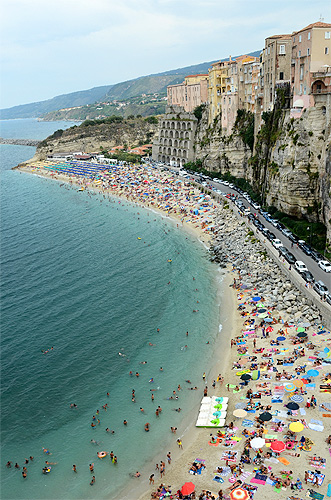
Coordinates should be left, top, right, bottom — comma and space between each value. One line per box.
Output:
260, 34, 292, 112
291, 21, 331, 117
167, 74, 208, 113
208, 59, 236, 122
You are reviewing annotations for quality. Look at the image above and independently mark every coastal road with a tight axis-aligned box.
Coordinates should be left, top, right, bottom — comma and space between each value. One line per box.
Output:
168, 167, 331, 296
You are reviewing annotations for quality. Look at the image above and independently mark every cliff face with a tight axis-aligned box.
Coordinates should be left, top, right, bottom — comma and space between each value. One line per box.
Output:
33, 120, 158, 160
194, 108, 251, 178
193, 100, 331, 250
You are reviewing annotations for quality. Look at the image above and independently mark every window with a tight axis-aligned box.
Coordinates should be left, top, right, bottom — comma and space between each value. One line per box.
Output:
300, 65, 304, 80
279, 44, 286, 55
298, 50, 301, 57
325, 31, 330, 39
300, 84, 303, 94
307, 48, 310, 56
279, 72, 284, 80
326, 47, 329, 55
293, 36, 296, 43
308, 32, 310, 40
299, 35, 302, 42
268, 46, 270, 54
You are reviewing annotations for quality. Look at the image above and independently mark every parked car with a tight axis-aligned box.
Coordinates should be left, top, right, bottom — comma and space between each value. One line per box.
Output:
266, 232, 277, 241
276, 222, 285, 231
252, 202, 261, 210
282, 228, 292, 237
313, 280, 329, 297
279, 246, 289, 257
271, 219, 279, 228
294, 261, 308, 273
318, 260, 331, 272
326, 292, 331, 306
284, 252, 296, 265
301, 270, 314, 284
272, 238, 284, 249
289, 233, 299, 244
298, 240, 312, 255
310, 250, 324, 262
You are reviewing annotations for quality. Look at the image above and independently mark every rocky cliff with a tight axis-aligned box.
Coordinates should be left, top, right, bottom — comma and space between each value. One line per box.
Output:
32, 118, 158, 161
193, 98, 331, 251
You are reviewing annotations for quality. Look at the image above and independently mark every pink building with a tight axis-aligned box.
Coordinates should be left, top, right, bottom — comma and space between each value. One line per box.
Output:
167, 75, 208, 112
291, 21, 331, 117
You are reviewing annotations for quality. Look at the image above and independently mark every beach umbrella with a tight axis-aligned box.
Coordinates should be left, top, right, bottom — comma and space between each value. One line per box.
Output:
240, 374, 251, 381
293, 379, 303, 388
297, 327, 305, 333
259, 411, 272, 422
264, 318, 273, 323
266, 326, 273, 333
277, 336, 286, 341
286, 402, 299, 410
290, 394, 304, 403
297, 332, 307, 338
235, 402, 246, 409
258, 313, 267, 318
307, 369, 319, 377
284, 383, 296, 392
289, 421, 304, 433
251, 370, 260, 381
270, 440, 286, 453
252, 297, 261, 302
229, 487, 250, 500
250, 437, 265, 449
258, 308, 267, 313
233, 409, 247, 418
181, 482, 195, 495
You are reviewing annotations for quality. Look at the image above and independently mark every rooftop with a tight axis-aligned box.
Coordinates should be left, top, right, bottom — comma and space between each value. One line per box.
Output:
293, 21, 331, 35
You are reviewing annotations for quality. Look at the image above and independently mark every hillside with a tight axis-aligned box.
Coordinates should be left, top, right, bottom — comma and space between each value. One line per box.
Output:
0, 86, 113, 120
0, 51, 260, 120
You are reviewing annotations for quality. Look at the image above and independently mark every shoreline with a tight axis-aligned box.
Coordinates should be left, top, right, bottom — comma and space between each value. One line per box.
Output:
14, 160, 330, 500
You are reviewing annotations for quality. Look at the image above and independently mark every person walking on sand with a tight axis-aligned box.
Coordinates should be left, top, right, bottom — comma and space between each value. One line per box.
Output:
177, 439, 183, 449
202, 372, 206, 381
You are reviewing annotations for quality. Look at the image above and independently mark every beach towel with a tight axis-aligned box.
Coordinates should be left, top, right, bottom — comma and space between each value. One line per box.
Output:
311, 419, 323, 426
306, 471, 325, 486
308, 423, 324, 432
213, 476, 224, 483
278, 457, 290, 465
273, 485, 282, 493
242, 419, 254, 427
327, 483, 331, 497
238, 471, 252, 481
299, 408, 306, 415
242, 483, 258, 498
266, 477, 276, 485
308, 489, 325, 499
250, 473, 267, 485
221, 451, 238, 462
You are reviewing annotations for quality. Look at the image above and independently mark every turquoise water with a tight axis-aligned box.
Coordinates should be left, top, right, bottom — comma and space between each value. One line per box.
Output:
0, 120, 223, 499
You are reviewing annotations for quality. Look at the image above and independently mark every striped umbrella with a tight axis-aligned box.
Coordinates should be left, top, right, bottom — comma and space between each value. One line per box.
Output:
284, 383, 296, 392
291, 394, 304, 403
293, 379, 303, 388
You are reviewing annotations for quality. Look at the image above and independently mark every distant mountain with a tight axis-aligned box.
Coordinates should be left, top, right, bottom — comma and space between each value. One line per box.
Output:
0, 51, 261, 120
0, 86, 113, 120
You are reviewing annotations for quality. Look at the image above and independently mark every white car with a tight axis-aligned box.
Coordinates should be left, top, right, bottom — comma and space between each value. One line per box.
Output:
318, 260, 331, 272
294, 260, 308, 273
272, 238, 283, 249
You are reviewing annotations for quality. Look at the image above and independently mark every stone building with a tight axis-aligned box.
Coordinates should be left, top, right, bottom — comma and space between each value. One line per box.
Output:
291, 21, 331, 117
167, 74, 208, 112
260, 34, 292, 112
152, 106, 198, 166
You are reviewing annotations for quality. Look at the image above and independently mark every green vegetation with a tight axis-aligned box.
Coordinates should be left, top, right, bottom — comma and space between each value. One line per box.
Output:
193, 104, 206, 122
144, 116, 158, 124
234, 109, 255, 151
80, 116, 124, 127
103, 151, 142, 164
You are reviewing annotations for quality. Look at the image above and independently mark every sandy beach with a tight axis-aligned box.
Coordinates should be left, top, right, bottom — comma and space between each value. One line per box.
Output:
16, 159, 331, 500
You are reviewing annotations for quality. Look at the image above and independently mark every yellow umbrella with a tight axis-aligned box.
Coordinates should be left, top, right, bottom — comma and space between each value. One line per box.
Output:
289, 421, 304, 433
293, 379, 303, 388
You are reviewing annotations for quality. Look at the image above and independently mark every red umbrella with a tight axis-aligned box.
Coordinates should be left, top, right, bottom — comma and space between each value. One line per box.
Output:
270, 440, 286, 453
229, 488, 250, 500
181, 482, 195, 495
266, 326, 273, 333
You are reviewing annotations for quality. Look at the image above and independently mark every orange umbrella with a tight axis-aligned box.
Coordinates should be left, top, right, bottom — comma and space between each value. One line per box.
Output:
293, 379, 303, 388
229, 488, 250, 500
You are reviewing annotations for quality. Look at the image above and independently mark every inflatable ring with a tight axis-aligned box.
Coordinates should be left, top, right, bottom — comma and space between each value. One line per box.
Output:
97, 451, 107, 459
286, 441, 294, 449
45, 467, 51, 474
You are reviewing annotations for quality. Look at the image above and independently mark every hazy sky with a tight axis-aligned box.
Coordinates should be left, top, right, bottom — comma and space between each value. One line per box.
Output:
1, 0, 329, 109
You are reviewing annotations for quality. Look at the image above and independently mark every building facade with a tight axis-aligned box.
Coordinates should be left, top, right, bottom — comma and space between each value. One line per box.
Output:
152, 107, 198, 166
291, 22, 331, 117
167, 74, 208, 113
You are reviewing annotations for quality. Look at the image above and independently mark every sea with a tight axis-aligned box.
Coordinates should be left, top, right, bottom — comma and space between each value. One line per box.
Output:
0, 119, 225, 499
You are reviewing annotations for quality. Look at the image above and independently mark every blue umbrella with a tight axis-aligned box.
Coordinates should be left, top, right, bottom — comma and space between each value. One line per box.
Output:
252, 297, 261, 302
264, 318, 273, 323
307, 369, 319, 377
277, 336, 286, 341
258, 308, 267, 313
